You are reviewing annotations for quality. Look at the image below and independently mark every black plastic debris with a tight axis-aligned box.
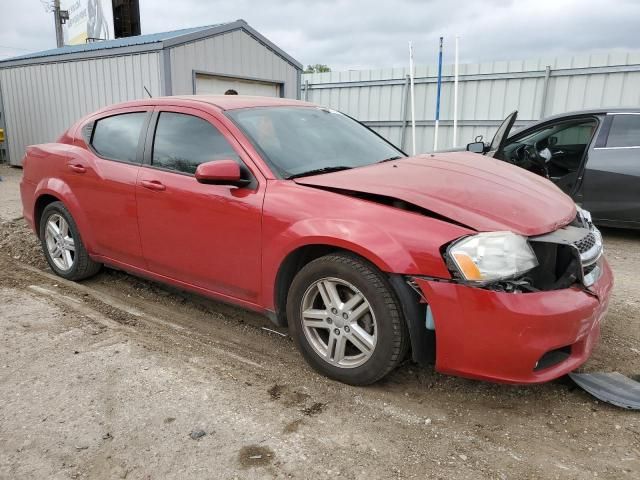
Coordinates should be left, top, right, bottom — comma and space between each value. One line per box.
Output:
189, 429, 207, 440
569, 372, 640, 410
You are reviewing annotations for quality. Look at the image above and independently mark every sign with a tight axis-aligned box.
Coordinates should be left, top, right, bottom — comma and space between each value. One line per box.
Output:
62, 0, 114, 45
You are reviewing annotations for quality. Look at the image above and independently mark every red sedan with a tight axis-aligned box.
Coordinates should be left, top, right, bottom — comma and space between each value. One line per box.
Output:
20, 96, 613, 385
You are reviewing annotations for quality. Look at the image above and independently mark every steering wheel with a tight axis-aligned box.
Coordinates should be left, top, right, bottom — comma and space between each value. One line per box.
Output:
512, 142, 550, 178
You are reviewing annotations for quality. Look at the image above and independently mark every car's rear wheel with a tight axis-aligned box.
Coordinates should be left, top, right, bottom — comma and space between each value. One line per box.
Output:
40, 201, 101, 281
287, 253, 408, 385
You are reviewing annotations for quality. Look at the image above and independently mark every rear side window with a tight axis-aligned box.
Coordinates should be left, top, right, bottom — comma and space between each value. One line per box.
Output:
91, 112, 147, 162
152, 112, 239, 174
606, 115, 640, 148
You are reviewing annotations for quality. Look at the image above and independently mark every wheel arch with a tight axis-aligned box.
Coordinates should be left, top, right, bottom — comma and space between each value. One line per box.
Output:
32, 179, 96, 251
34, 193, 63, 238
273, 244, 434, 368
273, 243, 344, 326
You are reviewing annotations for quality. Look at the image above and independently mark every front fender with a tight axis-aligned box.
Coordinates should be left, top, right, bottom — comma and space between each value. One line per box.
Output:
277, 217, 417, 272
34, 178, 97, 253
260, 180, 474, 311
261, 217, 415, 314
261, 216, 464, 312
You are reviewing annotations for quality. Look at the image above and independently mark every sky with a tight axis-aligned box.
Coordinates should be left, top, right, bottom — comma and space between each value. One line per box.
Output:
1, 0, 639, 70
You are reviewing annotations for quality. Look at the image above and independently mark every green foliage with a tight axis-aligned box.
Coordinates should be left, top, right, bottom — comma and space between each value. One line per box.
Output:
304, 64, 331, 73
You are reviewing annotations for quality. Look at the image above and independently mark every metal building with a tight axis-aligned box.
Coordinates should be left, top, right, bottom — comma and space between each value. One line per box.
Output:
302, 52, 640, 152
0, 20, 302, 165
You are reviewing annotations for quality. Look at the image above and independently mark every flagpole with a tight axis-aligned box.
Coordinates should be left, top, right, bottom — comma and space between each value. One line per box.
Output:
409, 41, 416, 156
434, 37, 443, 151
453, 35, 459, 147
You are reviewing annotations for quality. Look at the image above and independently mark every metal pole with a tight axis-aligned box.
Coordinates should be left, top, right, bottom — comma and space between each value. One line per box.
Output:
399, 75, 410, 151
304, 80, 309, 101
452, 36, 459, 148
409, 42, 416, 156
433, 37, 443, 151
53, 0, 64, 48
539, 65, 551, 119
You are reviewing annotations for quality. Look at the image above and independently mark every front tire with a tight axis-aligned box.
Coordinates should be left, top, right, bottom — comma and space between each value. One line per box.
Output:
39, 201, 101, 281
287, 253, 409, 385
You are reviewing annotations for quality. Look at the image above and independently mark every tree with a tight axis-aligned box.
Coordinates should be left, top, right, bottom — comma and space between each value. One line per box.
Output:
304, 64, 331, 73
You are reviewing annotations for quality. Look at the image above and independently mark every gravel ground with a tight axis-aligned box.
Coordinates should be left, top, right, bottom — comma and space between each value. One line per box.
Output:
1, 164, 639, 479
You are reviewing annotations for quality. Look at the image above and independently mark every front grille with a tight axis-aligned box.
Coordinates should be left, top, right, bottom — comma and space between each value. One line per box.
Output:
571, 228, 603, 286
574, 232, 596, 254
528, 224, 603, 290
573, 229, 602, 268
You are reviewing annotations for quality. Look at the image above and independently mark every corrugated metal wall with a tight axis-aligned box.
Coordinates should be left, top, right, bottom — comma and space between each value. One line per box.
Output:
0, 52, 162, 164
302, 52, 640, 153
169, 30, 299, 98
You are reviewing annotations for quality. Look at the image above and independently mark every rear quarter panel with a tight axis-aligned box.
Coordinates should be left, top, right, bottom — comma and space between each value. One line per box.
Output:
21, 143, 97, 251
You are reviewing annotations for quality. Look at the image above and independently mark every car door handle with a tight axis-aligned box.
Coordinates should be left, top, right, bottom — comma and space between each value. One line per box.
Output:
140, 179, 166, 191
67, 163, 86, 173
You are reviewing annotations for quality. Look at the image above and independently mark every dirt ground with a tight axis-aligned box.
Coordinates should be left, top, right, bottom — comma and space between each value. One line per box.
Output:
1, 163, 639, 479
0, 165, 23, 222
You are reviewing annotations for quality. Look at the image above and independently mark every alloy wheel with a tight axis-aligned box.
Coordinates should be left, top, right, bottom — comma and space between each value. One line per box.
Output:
44, 213, 75, 271
300, 277, 377, 368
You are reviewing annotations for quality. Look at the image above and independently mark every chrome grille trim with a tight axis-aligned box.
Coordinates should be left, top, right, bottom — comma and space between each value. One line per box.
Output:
573, 227, 603, 286
583, 263, 602, 287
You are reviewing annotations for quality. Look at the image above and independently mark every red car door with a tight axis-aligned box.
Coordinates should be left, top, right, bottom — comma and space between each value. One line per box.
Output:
135, 106, 265, 304
71, 108, 150, 267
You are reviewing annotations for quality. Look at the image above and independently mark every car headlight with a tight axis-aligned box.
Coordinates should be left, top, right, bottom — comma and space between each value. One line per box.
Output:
447, 231, 538, 283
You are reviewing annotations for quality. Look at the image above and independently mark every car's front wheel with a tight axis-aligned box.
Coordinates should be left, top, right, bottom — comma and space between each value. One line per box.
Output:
287, 253, 409, 385
40, 201, 102, 281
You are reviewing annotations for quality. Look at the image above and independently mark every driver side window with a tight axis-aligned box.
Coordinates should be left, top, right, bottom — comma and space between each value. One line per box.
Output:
152, 112, 240, 174
515, 121, 595, 148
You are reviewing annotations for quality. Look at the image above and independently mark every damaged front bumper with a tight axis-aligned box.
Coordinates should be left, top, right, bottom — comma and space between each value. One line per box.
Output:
411, 258, 613, 384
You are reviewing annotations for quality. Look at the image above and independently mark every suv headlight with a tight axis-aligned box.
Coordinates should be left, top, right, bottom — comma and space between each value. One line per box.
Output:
447, 231, 538, 283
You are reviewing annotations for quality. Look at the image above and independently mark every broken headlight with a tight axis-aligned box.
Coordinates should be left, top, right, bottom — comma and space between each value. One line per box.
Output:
446, 231, 538, 283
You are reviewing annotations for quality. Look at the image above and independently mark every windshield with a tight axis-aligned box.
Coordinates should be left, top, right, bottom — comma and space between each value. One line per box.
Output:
226, 106, 404, 178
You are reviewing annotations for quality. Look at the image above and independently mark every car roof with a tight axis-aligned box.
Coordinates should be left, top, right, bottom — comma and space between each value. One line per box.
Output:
98, 95, 315, 114
540, 107, 640, 121
542, 107, 640, 120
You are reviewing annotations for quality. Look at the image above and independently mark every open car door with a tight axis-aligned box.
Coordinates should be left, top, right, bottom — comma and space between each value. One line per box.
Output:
486, 110, 518, 159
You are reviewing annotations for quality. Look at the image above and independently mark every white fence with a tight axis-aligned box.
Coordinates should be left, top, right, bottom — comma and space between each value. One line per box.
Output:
302, 52, 640, 152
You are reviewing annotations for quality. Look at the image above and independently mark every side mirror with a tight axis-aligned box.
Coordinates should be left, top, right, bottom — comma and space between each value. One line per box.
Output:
195, 160, 250, 187
466, 141, 485, 154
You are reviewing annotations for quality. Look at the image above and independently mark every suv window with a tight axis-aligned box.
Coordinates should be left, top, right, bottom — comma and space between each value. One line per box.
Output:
152, 112, 239, 174
91, 112, 146, 162
606, 114, 640, 148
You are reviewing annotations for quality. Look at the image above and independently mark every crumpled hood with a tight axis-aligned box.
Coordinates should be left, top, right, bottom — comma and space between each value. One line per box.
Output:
294, 152, 576, 236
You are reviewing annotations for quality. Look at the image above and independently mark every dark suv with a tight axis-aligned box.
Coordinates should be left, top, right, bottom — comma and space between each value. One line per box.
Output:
467, 109, 640, 229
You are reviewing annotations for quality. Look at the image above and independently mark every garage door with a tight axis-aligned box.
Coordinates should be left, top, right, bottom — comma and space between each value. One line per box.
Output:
195, 74, 281, 97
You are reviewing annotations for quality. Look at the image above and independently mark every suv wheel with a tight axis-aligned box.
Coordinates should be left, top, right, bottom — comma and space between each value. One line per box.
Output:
40, 201, 101, 281
287, 253, 408, 385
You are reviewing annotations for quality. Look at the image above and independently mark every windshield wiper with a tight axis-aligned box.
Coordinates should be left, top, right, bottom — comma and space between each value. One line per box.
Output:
286, 166, 353, 179
377, 156, 403, 163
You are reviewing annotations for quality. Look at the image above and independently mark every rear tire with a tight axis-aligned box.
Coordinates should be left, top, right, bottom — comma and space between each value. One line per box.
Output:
287, 253, 409, 385
39, 201, 101, 281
